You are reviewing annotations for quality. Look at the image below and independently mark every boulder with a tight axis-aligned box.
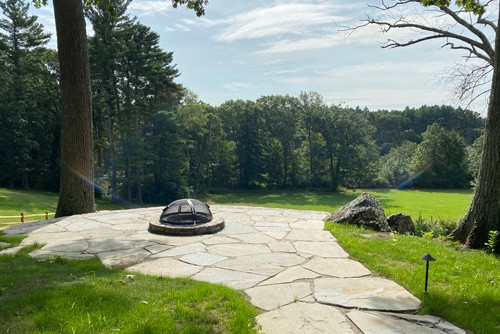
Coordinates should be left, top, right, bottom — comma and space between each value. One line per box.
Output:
325, 193, 389, 232
387, 213, 415, 235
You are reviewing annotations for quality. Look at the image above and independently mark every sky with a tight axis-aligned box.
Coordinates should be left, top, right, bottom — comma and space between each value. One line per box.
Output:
28, 0, 498, 114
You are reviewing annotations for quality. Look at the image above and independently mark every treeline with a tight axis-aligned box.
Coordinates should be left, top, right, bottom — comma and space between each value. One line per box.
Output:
0, 0, 485, 204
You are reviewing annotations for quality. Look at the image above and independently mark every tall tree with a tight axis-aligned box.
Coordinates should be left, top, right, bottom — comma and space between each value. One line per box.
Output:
299, 92, 326, 187
318, 107, 379, 190
53, 0, 95, 217
360, 0, 500, 248
411, 124, 471, 188
258, 95, 301, 188
218, 99, 265, 188
0, 0, 50, 189
87, 0, 133, 200
31, 0, 208, 216
379, 141, 418, 188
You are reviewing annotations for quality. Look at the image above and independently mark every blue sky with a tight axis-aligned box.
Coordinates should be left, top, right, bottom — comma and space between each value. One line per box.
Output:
29, 0, 495, 113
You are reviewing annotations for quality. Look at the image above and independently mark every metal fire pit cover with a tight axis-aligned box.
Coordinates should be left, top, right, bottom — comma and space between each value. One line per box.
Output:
160, 198, 212, 225
149, 198, 224, 236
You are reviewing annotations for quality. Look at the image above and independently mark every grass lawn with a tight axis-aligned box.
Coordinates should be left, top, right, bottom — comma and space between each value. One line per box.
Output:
0, 188, 123, 228
0, 234, 258, 334
206, 189, 473, 221
325, 223, 499, 334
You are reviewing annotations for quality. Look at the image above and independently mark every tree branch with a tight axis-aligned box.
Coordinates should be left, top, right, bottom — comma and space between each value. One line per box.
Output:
439, 6, 495, 60
368, 18, 493, 64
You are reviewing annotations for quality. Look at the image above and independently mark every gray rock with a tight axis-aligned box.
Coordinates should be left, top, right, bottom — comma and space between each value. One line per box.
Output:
325, 193, 389, 231
0, 241, 10, 247
387, 213, 415, 234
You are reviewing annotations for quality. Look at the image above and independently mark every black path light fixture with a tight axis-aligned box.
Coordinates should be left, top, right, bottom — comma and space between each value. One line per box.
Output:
421, 253, 437, 293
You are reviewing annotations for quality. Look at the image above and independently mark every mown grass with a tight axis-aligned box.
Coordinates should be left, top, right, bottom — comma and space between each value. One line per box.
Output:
0, 188, 123, 228
206, 189, 473, 220
325, 223, 500, 334
0, 234, 258, 334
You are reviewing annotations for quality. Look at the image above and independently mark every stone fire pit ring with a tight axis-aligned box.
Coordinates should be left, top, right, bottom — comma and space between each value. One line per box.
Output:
148, 217, 225, 236
149, 198, 224, 236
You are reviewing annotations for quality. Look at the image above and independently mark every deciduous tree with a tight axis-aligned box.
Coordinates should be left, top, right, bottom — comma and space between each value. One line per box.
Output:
360, 0, 500, 247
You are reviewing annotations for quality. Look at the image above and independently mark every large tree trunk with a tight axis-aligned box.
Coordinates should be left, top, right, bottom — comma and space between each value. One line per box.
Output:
54, 0, 95, 217
451, 5, 500, 248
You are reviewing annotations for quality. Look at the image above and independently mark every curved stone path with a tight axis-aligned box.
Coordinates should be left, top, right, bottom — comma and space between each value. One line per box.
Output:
2, 206, 465, 334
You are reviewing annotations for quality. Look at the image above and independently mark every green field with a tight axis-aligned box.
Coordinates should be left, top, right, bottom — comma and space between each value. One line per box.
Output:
1, 188, 473, 227
206, 189, 473, 221
0, 188, 123, 227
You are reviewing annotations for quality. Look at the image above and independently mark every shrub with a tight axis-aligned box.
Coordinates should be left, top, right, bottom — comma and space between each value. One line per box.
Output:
414, 215, 458, 238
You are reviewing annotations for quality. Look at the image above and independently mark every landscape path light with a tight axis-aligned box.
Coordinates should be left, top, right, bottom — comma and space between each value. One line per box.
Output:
421, 253, 436, 293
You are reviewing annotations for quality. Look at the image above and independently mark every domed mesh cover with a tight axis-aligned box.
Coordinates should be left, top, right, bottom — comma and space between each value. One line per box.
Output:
160, 198, 212, 225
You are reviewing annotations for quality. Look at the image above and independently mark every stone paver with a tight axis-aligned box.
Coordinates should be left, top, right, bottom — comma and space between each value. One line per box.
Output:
0, 245, 23, 255
207, 243, 271, 257
257, 302, 354, 334
3, 205, 464, 333
293, 241, 349, 258
347, 310, 466, 334
314, 277, 421, 311
303, 258, 371, 277
259, 265, 320, 285
216, 252, 305, 275
244, 282, 312, 310
179, 252, 227, 266
191, 267, 268, 289
127, 257, 202, 277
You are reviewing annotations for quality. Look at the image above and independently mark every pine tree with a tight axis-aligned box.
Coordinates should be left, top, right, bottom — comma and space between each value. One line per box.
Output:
0, 0, 50, 189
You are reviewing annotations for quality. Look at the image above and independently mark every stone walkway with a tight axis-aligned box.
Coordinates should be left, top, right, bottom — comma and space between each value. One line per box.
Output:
2, 206, 465, 333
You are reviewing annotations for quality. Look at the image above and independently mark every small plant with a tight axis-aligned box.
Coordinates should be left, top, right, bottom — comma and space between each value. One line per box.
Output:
414, 214, 458, 238
486, 230, 500, 254
422, 231, 434, 239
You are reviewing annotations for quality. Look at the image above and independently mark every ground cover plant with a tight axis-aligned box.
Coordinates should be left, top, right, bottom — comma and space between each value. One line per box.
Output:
0, 234, 258, 334
206, 189, 473, 221
325, 223, 500, 334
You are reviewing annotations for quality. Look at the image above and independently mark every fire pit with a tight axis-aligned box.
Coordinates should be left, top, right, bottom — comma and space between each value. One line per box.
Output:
149, 198, 224, 236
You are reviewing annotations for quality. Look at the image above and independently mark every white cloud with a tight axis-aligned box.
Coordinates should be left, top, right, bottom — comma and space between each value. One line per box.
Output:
215, 3, 350, 42
256, 34, 346, 54
323, 87, 448, 109
128, 0, 172, 16
174, 23, 191, 32
222, 82, 254, 91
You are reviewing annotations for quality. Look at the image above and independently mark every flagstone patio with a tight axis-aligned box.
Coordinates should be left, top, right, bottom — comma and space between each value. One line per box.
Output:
2, 205, 465, 334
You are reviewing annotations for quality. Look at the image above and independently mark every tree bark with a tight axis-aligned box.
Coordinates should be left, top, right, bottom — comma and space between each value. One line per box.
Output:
451, 3, 500, 248
54, 0, 95, 217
